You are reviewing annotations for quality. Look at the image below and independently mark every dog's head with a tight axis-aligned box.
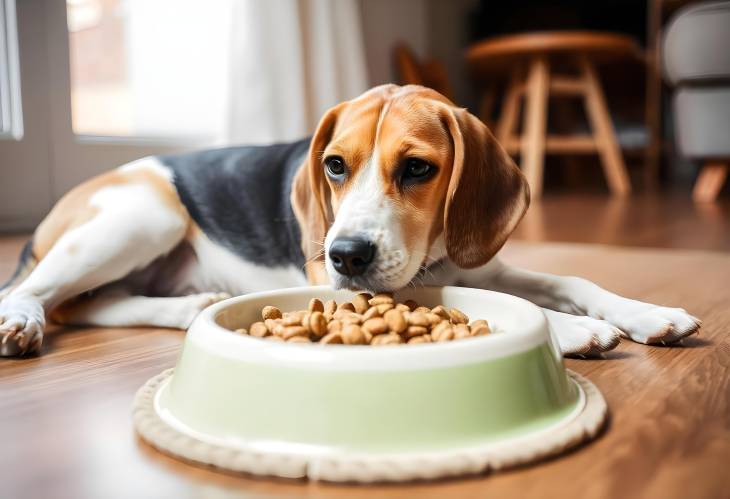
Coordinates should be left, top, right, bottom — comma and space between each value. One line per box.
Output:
292, 84, 529, 291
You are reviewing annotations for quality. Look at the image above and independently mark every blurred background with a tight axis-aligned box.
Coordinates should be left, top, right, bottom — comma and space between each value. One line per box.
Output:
0, 0, 728, 251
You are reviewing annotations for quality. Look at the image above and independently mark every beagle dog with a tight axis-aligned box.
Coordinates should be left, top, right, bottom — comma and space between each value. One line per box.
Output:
0, 84, 700, 356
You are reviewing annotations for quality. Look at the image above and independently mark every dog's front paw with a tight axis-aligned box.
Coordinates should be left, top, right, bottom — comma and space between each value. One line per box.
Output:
550, 313, 623, 357
0, 298, 45, 356
177, 292, 231, 329
614, 306, 701, 345
192, 292, 231, 310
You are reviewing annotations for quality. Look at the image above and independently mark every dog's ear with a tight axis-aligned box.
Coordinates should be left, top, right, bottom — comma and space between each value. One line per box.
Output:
291, 103, 343, 284
441, 106, 530, 268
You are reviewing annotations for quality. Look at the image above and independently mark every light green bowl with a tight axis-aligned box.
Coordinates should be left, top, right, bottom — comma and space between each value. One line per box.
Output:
135, 286, 606, 482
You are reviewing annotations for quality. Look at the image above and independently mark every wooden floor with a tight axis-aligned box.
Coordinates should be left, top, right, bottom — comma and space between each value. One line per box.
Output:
512, 192, 730, 251
1, 194, 729, 499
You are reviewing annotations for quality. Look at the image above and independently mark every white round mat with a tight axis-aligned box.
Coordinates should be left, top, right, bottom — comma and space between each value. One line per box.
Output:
133, 368, 607, 483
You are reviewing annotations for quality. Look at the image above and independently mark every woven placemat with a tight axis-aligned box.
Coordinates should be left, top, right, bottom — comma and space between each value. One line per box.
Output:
133, 368, 607, 483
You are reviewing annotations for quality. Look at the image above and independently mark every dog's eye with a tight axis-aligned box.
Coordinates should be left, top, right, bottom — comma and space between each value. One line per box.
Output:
402, 158, 434, 182
324, 156, 347, 178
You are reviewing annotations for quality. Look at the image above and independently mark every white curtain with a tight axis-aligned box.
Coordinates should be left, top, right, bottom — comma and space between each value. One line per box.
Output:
225, 0, 369, 144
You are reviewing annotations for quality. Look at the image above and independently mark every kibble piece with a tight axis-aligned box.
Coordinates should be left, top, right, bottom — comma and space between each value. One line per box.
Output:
405, 325, 429, 339
471, 322, 490, 336
274, 323, 293, 337
340, 312, 363, 324
369, 293, 395, 306
431, 321, 453, 341
375, 303, 395, 314
320, 331, 344, 344
394, 303, 411, 312
449, 307, 469, 325
234, 328, 248, 335
264, 318, 279, 332
324, 299, 337, 315
262, 306, 282, 320
282, 325, 308, 340
426, 312, 442, 326
408, 334, 432, 344
431, 305, 450, 320
383, 309, 407, 334
287, 336, 311, 343
308, 298, 324, 313
283, 313, 305, 326
307, 311, 328, 337
332, 309, 349, 320
250, 322, 269, 338
362, 317, 388, 336
300, 312, 311, 331
342, 324, 367, 345
372, 332, 402, 346
352, 293, 371, 314
414, 306, 431, 314
435, 327, 455, 342
470, 319, 489, 328
337, 302, 355, 312
362, 306, 381, 321
407, 311, 430, 328
273, 323, 286, 337
403, 299, 418, 311
453, 324, 470, 339
327, 319, 343, 335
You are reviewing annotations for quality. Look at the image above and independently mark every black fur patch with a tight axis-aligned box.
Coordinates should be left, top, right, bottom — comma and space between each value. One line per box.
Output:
158, 139, 311, 271
1, 239, 35, 291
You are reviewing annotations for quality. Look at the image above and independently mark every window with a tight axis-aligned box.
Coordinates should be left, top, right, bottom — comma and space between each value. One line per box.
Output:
0, 0, 22, 140
67, 0, 231, 142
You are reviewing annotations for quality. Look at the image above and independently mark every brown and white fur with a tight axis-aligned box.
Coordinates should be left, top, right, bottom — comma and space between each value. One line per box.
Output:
0, 85, 700, 356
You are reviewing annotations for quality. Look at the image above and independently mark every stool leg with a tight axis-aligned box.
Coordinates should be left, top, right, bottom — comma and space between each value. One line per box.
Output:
521, 57, 550, 198
693, 162, 728, 202
478, 85, 497, 129
580, 58, 631, 196
497, 69, 523, 147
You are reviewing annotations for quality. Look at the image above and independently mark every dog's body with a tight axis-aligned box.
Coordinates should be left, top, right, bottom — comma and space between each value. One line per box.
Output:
0, 85, 699, 356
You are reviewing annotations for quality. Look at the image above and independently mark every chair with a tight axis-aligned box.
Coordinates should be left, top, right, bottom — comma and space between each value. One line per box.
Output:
663, 1, 730, 202
466, 32, 643, 198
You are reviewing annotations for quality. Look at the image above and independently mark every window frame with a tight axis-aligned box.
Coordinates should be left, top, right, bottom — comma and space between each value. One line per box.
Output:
0, 0, 23, 140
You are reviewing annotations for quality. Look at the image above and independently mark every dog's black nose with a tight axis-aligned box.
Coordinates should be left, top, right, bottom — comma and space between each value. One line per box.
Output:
329, 237, 376, 276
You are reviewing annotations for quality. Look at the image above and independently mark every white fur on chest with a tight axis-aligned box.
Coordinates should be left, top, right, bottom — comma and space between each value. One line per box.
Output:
185, 232, 308, 295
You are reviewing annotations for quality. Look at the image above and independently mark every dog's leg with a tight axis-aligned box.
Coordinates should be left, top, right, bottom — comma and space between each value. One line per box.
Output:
462, 258, 701, 349
0, 184, 188, 356
51, 287, 230, 330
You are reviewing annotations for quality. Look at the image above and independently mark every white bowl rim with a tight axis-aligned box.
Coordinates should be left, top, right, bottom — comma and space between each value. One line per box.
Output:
187, 285, 555, 371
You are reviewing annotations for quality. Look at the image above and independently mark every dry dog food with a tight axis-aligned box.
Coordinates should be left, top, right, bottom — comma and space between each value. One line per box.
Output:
234, 293, 492, 345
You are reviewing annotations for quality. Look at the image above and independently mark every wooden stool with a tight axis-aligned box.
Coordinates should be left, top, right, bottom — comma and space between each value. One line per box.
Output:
693, 161, 728, 202
467, 32, 643, 198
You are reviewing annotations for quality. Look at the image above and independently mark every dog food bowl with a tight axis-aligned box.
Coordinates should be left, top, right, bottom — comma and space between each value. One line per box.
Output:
133, 286, 607, 483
